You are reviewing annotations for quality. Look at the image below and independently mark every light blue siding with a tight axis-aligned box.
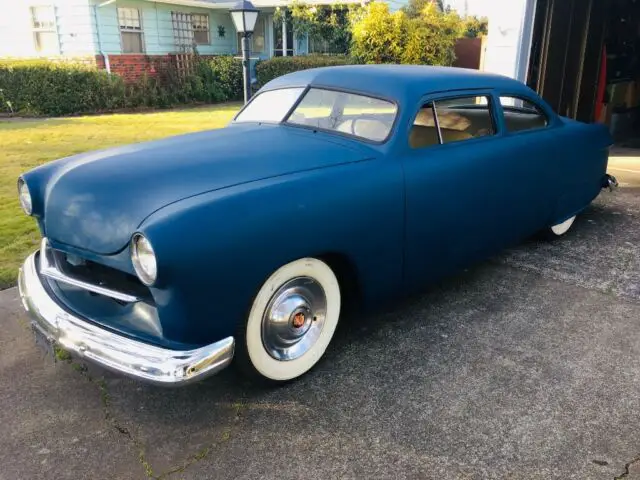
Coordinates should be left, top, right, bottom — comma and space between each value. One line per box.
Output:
92, 3, 122, 54
0, 0, 97, 57
94, 0, 239, 55
57, 2, 99, 55
0, 0, 321, 59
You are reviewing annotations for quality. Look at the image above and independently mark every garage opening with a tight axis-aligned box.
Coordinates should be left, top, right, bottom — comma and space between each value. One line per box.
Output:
527, 0, 640, 146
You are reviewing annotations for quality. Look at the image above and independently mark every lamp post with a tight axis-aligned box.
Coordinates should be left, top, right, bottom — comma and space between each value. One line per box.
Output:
230, 0, 259, 104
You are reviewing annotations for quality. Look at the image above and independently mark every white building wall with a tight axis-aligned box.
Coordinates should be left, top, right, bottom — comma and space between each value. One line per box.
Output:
482, 0, 536, 83
0, 0, 96, 58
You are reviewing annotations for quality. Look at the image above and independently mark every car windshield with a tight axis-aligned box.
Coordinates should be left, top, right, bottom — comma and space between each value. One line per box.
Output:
235, 87, 397, 142
234, 88, 305, 123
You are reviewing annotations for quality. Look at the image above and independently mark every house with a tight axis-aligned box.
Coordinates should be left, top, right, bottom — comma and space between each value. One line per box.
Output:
0, 0, 357, 80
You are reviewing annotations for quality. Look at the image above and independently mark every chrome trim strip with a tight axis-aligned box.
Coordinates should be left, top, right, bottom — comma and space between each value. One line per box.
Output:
39, 238, 140, 304
19, 251, 235, 385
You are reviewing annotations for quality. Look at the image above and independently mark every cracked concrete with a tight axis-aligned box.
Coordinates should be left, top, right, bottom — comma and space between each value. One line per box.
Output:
2, 157, 640, 479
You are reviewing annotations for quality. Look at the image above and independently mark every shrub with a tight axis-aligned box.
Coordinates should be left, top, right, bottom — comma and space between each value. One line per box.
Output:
349, 1, 462, 66
349, 2, 408, 65
255, 55, 353, 86
401, 4, 464, 66
0, 63, 126, 115
279, 3, 353, 56
205, 56, 243, 101
0, 59, 231, 116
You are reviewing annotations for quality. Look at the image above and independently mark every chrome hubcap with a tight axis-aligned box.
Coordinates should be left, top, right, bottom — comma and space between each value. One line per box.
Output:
261, 277, 327, 361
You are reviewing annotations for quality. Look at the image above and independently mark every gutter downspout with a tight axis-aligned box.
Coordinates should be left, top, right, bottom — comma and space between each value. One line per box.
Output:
93, 4, 111, 74
514, 0, 537, 83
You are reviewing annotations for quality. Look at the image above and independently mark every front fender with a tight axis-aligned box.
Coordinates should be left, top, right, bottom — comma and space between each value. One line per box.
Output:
140, 158, 405, 345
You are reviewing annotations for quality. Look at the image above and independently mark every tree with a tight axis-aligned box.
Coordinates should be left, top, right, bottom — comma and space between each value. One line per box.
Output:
350, 1, 464, 66
276, 2, 355, 55
349, 2, 408, 64
402, 0, 444, 19
462, 15, 489, 38
401, 3, 464, 65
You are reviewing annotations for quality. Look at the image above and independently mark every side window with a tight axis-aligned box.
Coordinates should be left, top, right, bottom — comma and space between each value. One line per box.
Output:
409, 95, 495, 149
499, 96, 549, 133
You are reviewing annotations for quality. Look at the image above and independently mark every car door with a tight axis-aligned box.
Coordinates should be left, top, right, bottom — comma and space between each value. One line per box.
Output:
496, 93, 567, 223
401, 90, 553, 290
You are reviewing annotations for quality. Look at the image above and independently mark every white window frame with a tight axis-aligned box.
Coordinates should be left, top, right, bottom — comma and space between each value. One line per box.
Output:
30, 5, 59, 54
192, 13, 210, 45
118, 7, 144, 54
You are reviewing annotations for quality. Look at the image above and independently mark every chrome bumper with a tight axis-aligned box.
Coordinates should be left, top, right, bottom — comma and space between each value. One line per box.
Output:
18, 251, 235, 386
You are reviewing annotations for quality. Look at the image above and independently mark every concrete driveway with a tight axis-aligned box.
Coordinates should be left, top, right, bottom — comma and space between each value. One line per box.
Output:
2, 152, 640, 480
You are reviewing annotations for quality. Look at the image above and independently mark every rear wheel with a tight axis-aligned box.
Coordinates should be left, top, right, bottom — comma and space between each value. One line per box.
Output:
236, 258, 341, 383
547, 215, 577, 238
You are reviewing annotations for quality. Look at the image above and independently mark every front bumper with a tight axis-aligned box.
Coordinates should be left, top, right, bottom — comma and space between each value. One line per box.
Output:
18, 251, 235, 386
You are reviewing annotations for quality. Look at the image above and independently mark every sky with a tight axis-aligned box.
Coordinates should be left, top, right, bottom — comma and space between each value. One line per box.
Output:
387, 0, 491, 17
446, 0, 491, 16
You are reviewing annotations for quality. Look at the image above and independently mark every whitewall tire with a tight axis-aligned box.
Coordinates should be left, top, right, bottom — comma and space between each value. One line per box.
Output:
549, 215, 576, 237
237, 258, 341, 382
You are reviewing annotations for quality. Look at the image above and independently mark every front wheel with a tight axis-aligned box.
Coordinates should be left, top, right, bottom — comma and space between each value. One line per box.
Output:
236, 258, 341, 383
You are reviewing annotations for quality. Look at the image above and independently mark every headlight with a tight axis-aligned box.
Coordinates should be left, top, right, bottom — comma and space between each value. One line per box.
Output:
17, 178, 32, 215
131, 233, 157, 286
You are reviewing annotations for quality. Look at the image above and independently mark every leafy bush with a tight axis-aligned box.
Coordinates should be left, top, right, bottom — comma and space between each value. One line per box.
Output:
349, 1, 463, 66
349, 2, 408, 64
278, 3, 353, 55
255, 55, 353, 86
462, 15, 489, 38
0, 63, 127, 115
0, 59, 231, 116
205, 56, 244, 101
401, 4, 464, 66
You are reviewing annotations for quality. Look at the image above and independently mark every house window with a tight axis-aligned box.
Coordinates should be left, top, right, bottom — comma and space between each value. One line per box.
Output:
192, 14, 210, 45
172, 12, 210, 52
31, 6, 58, 54
236, 15, 265, 53
118, 7, 144, 54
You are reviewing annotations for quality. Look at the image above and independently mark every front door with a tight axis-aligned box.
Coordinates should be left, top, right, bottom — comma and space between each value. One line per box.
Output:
401, 91, 550, 289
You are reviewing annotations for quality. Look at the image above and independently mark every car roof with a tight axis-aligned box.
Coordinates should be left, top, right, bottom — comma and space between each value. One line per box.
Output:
260, 64, 534, 103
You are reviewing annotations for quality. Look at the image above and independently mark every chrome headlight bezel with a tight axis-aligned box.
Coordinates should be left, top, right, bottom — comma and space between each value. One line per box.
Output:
17, 177, 33, 215
131, 233, 158, 286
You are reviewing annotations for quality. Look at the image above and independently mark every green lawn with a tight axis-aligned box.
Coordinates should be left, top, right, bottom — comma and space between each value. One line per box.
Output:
0, 103, 241, 289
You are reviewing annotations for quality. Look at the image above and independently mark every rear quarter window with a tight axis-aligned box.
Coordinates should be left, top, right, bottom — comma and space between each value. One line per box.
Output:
500, 96, 549, 133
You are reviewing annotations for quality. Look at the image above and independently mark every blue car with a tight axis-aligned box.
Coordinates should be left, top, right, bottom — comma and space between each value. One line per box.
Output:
17, 65, 616, 385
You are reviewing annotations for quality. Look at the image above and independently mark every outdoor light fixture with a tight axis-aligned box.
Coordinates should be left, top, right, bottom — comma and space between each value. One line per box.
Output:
230, 0, 259, 104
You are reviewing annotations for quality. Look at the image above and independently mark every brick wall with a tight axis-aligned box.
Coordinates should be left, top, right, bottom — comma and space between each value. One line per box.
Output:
95, 54, 175, 82
95, 54, 226, 82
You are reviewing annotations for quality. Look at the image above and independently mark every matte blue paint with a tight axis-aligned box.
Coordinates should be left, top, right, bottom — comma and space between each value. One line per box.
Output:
20, 66, 614, 349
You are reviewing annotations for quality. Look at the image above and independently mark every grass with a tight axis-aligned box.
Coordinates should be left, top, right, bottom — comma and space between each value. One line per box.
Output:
0, 103, 241, 289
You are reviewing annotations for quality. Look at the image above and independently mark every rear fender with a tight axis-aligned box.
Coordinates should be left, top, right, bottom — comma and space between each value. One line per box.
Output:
550, 121, 612, 225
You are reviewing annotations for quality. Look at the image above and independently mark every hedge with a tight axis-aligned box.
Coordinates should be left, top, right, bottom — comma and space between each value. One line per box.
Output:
204, 56, 244, 101
0, 56, 244, 116
0, 63, 127, 115
255, 55, 354, 87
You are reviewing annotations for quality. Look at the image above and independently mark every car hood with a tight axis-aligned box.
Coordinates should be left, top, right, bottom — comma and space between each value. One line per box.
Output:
37, 124, 372, 254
